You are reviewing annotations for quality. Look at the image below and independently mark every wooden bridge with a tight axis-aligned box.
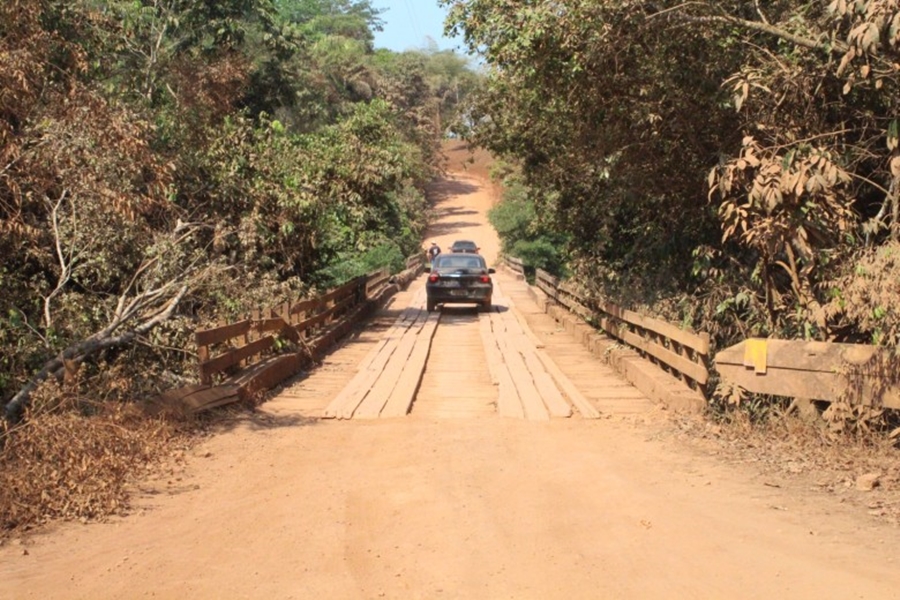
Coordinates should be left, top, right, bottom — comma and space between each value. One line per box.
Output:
153, 251, 714, 421
154, 249, 900, 422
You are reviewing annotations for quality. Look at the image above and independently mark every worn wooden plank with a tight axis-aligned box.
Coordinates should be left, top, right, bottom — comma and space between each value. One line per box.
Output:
380, 312, 441, 418
482, 309, 523, 418
535, 267, 709, 357
534, 347, 601, 419
601, 303, 709, 356
353, 311, 430, 419
509, 304, 544, 348
156, 383, 209, 404
253, 317, 302, 343
490, 311, 548, 421
290, 297, 320, 317
296, 294, 357, 335
357, 307, 421, 373
319, 276, 364, 304
200, 336, 274, 380
504, 255, 525, 277
234, 354, 304, 401
182, 384, 240, 413
717, 362, 843, 403
366, 268, 391, 293
499, 305, 571, 418
717, 339, 900, 408
717, 339, 879, 371
601, 319, 708, 385
478, 312, 502, 386
196, 320, 252, 347
496, 360, 525, 419
323, 303, 420, 419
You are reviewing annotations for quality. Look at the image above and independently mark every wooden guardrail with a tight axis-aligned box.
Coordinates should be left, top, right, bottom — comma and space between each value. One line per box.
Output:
151, 255, 424, 414
531, 267, 710, 395
196, 274, 368, 386
503, 255, 526, 279
717, 339, 900, 410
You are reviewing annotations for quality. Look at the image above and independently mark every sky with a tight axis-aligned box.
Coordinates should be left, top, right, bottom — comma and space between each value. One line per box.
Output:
372, 0, 463, 53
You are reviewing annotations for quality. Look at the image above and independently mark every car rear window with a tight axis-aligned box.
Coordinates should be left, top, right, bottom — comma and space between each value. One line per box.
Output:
436, 256, 485, 269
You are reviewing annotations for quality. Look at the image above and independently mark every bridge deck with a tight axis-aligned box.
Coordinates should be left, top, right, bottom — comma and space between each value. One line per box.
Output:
265, 269, 651, 420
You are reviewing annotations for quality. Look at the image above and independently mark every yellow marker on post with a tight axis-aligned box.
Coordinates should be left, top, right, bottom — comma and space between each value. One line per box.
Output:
743, 338, 768, 374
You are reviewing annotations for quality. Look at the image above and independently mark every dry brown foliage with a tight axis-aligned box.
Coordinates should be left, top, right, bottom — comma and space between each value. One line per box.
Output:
0, 381, 184, 534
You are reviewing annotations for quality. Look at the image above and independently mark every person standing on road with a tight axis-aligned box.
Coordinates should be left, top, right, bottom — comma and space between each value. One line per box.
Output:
428, 241, 441, 267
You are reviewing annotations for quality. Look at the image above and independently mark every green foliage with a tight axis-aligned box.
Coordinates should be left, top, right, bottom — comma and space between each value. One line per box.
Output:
489, 175, 568, 277
448, 0, 900, 351
0, 0, 478, 408
314, 242, 405, 287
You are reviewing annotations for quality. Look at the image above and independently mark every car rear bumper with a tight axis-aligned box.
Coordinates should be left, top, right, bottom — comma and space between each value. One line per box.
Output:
426, 286, 492, 304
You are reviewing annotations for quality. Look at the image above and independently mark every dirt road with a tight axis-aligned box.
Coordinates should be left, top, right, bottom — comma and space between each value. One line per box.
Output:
1, 167, 898, 599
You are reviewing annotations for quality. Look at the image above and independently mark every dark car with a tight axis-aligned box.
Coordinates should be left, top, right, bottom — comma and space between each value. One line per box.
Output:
449, 239, 480, 254
426, 253, 494, 312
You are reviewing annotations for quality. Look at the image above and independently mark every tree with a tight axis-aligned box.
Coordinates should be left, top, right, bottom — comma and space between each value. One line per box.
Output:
445, 0, 900, 344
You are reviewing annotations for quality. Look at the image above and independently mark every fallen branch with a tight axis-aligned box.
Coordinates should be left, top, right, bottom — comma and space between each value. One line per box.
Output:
4, 285, 188, 422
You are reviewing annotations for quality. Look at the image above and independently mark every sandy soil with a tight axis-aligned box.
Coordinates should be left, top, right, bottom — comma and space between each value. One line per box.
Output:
2, 158, 899, 599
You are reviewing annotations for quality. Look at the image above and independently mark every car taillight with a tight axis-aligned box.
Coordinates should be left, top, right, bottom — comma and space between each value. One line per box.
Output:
480, 275, 491, 283
428, 273, 439, 283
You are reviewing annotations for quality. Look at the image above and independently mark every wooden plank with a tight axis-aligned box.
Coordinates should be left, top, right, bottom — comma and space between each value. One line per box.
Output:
380, 312, 441, 418
364, 308, 424, 375
323, 304, 420, 419
482, 309, 523, 418
156, 383, 209, 404
536, 269, 558, 288
717, 339, 879, 371
601, 318, 708, 385
234, 354, 304, 401
504, 255, 525, 276
478, 312, 502, 386
600, 302, 710, 356
182, 384, 240, 413
196, 319, 252, 347
290, 297, 319, 317
509, 305, 544, 348
353, 311, 430, 418
621, 327, 708, 385
717, 362, 842, 403
490, 311, 548, 421
500, 306, 571, 418
254, 317, 301, 343
357, 306, 421, 372
716, 339, 900, 408
319, 276, 364, 304
295, 294, 357, 335
534, 267, 709, 356
534, 347, 601, 419
199, 336, 274, 380
496, 361, 525, 419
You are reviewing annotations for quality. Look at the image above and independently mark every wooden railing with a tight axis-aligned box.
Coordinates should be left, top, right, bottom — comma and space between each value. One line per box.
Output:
196, 274, 368, 386
531, 267, 710, 395
716, 339, 900, 410
503, 255, 526, 279
152, 255, 424, 414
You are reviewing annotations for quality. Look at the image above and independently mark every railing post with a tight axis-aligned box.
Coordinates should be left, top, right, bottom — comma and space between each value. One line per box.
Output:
196, 333, 211, 386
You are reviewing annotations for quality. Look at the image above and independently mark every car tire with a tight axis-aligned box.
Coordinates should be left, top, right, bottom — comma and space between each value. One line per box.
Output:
426, 298, 436, 312
480, 298, 492, 313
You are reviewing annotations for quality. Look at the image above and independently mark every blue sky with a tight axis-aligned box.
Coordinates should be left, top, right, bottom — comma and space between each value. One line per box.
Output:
372, 0, 462, 53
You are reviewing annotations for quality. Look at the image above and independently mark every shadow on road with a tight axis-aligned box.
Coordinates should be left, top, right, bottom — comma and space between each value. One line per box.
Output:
426, 220, 483, 238
427, 178, 480, 202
